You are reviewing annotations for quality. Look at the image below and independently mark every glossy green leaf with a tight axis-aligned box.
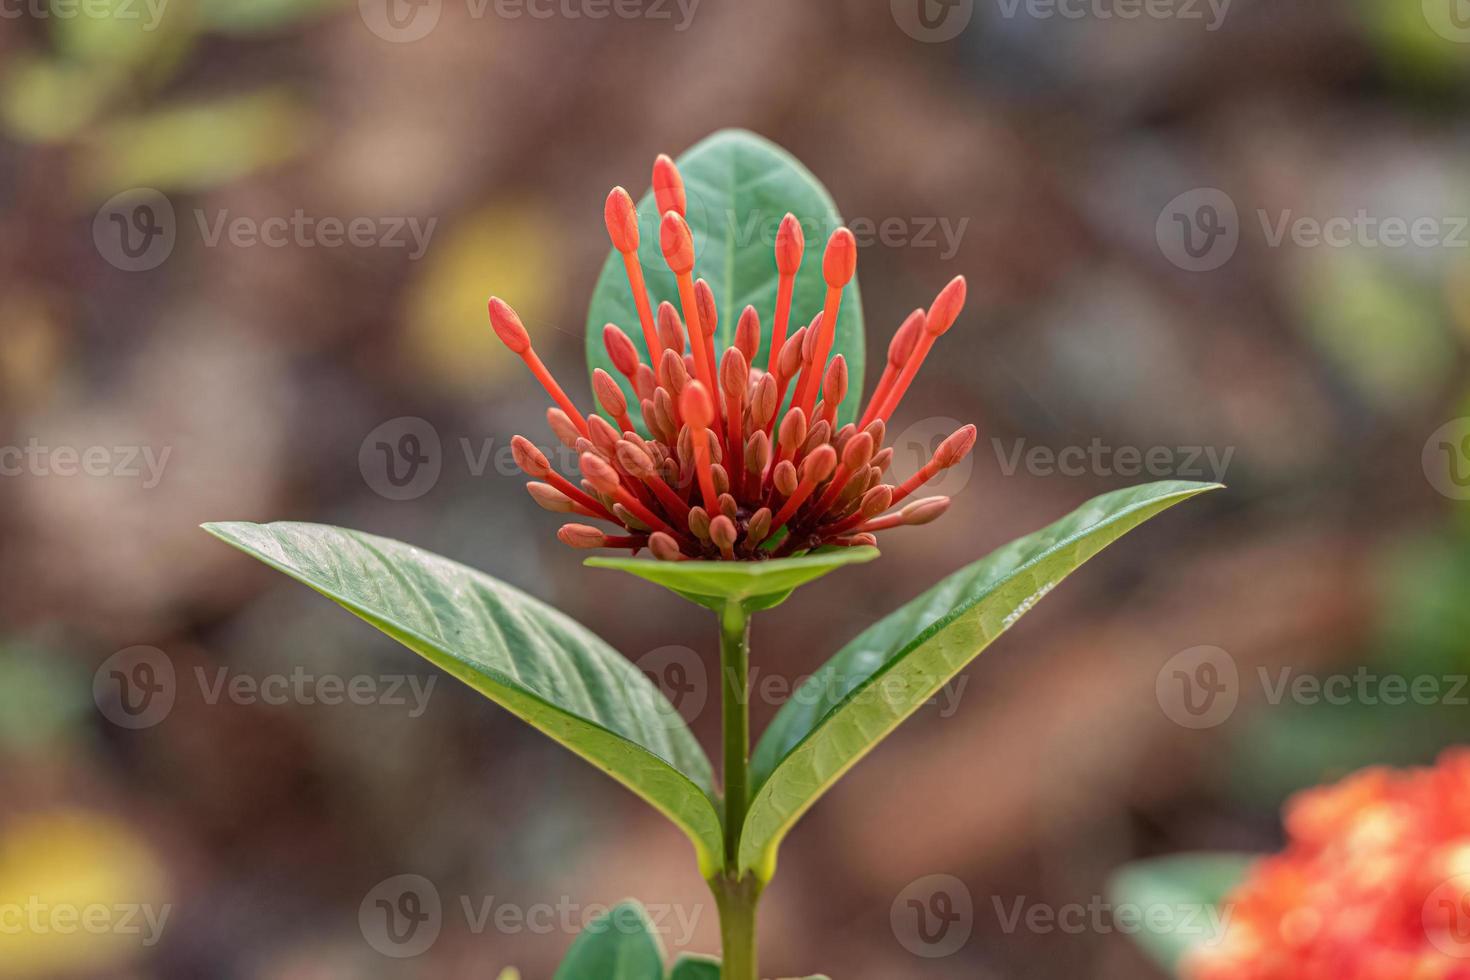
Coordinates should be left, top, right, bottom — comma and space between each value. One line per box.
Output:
585, 548, 879, 613
202, 522, 725, 876
668, 954, 721, 980
740, 481, 1221, 878
585, 129, 865, 426
553, 901, 665, 980
1108, 853, 1254, 976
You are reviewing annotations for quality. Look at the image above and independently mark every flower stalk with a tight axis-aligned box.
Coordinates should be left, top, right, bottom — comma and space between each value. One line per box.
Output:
715, 602, 760, 979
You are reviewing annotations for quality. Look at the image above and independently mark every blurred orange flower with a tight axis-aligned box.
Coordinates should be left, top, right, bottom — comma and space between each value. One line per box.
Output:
1191, 751, 1470, 980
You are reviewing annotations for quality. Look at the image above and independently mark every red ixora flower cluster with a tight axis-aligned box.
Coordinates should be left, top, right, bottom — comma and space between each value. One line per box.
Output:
1191, 750, 1470, 980
486, 152, 977, 561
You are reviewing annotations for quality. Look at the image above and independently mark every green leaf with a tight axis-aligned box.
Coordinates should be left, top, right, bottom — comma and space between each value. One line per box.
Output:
553, 901, 665, 980
668, 954, 721, 979
586, 548, 879, 613
739, 481, 1221, 879
202, 522, 725, 877
585, 129, 865, 425
1108, 853, 1254, 976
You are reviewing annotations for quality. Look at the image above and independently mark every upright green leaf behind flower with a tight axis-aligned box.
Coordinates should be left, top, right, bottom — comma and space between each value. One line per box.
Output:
739, 481, 1222, 878
585, 129, 865, 419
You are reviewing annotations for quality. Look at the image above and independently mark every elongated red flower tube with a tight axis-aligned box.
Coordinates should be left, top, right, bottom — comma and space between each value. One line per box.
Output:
490, 151, 975, 560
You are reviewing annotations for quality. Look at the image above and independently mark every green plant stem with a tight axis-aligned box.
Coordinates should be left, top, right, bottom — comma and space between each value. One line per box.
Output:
715, 603, 761, 980
721, 603, 751, 858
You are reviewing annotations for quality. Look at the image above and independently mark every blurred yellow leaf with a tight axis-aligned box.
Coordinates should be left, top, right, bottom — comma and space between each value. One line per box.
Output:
404, 203, 558, 392
0, 56, 112, 143
78, 88, 310, 200
0, 810, 169, 977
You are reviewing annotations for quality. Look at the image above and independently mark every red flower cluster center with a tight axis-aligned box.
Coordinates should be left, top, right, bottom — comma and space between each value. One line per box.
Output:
488, 152, 976, 561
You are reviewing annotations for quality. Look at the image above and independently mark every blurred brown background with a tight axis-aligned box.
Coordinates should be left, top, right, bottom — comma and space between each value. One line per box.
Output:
4, 0, 1470, 976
